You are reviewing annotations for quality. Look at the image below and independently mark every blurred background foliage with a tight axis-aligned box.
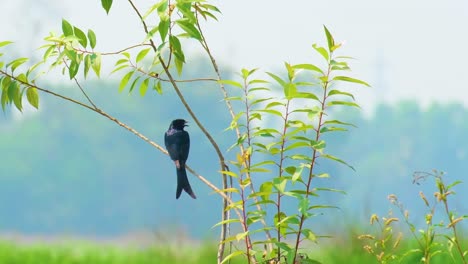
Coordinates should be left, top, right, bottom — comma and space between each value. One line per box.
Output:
1, 58, 466, 239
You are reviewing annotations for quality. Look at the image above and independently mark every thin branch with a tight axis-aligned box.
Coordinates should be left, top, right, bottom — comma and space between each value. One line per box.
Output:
60, 53, 98, 109
1, 69, 244, 216
195, 10, 239, 261
129, 61, 217, 83
127, 3, 230, 263
73, 43, 153, 56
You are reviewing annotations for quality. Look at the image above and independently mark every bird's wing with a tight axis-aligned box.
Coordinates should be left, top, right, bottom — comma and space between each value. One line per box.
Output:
178, 131, 190, 162
165, 130, 190, 162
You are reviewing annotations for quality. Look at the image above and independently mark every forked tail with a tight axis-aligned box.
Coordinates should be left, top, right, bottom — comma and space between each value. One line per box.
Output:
176, 165, 196, 199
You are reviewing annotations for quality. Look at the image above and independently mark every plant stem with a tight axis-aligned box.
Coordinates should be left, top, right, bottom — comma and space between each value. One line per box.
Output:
127, 2, 231, 262
441, 185, 467, 263
195, 13, 236, 262
292, 57, 333, 263
276, 99, 291, 261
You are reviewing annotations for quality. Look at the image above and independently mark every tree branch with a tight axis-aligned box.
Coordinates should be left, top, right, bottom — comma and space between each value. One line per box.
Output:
126, 2, 231, 262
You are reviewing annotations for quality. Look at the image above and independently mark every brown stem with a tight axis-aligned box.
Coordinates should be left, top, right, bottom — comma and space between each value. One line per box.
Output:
196, 10, 274, 258
276, 99, 291, 261
292, 58, 333, 263
60, 52, 98, 110
195, 11, 235, 261
127, 2, 230, 263
73, 43, 152, 56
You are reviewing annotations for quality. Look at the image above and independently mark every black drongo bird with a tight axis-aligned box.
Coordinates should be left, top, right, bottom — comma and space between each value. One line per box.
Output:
164, 119, 196, 199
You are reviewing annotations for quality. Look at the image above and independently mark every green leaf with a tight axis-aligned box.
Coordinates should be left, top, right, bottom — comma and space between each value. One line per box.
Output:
250, 97, 273, 106
146, 26, 159, 40
73, 26, 87, 48
119, 71, 134, 92
158, 19, 170, 42
327, 100, 360, 108
311, 140, 326, 151
42, 45, 56, 61
323, 25, 335, 53
308, 205, 339, 210
293, 63, 324, 74
285, 141, 310, 152
255, 109, 283, 118
8, 81, 22, 111
294, 92, 319, 101
301, 229, 318, 243
299, 196, 310, 215
0, 41, 13, 48
284, 83, 297, 98
110, 64, 128, 74
211, 218, 241, 228
266, 101, 285, 108
446, 180, 462, 190
328, 89, 355, 100
154, 80, 163, 94
218, 80, 242, 88
200, 3, 221, 13
220, 250, 243, 264
136, 48, 151, 63
320, 126, 347, 133
26, 88, 39, 109
321, 153, 355, 171
312, 43, 329, 61
235, 231, 249, 242
175, 19, 202, 40
175, 57, 184, 75
68, 61, 79, 79
323, 119, 356, 128
267, 72, 286, 88
218, 170, 238, 178
61, 19, 74, 37
273, 177, 287, 193
292, 166, 304, 182
101, 0, 113, 14
139, 78, 149, 96
88, 29, 97, 49
169, 35, 185, 61
251, 160, 276, 168
259, 182, 273, 201
129, 76, 141, 93
333, 76, 370, 87
7, 58, 28, 72
84, 54, 91, 78
91, 53, 101, 78
143, 2, 162, 19
285, 62, 295, 81
315, 187, 346, 195
1, 85, 8, 111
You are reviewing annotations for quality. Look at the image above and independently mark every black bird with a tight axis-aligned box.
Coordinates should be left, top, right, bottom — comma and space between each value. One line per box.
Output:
164, 119, 196, 199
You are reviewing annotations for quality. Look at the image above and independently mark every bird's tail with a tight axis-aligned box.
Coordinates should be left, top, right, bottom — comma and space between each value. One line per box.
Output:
176, 165, 196, 199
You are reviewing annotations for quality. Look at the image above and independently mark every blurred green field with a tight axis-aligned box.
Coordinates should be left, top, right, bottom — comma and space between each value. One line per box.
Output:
0, 236, 465, 264
0, 241, 228, 264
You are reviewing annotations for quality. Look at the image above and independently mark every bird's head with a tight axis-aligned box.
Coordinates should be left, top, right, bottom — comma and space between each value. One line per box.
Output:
170, 119, 188, 130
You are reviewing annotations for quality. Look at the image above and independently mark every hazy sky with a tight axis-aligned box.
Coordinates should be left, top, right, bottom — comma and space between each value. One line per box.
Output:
1, 0, 468, 112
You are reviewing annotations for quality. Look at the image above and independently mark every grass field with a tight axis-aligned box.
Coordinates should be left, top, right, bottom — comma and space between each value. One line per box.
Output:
0, 236, 465, 264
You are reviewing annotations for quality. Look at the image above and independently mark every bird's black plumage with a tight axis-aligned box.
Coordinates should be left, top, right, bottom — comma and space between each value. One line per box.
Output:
164, 119, 196, 199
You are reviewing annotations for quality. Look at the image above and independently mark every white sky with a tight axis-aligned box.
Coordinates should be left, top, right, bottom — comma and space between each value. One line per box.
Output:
1, 0, 468, 112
